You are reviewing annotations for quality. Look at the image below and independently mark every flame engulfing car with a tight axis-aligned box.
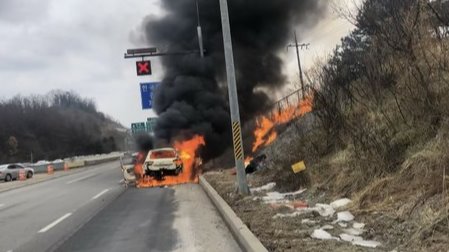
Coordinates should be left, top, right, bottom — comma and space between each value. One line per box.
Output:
143, 148, 183, 178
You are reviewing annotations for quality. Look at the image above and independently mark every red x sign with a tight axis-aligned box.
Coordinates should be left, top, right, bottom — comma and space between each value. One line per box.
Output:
136, 60, 152, 76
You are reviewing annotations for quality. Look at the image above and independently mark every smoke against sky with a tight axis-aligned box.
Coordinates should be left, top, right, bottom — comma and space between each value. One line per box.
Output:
142, 0, 328, 159
0, 0, 354, 129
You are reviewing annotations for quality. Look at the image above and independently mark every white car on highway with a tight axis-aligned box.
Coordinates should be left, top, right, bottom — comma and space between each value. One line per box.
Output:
0, 163, 34, 182
144, 148, 183, 177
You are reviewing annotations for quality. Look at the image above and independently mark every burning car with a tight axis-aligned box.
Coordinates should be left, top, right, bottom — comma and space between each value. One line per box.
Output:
143, 148, 183, 178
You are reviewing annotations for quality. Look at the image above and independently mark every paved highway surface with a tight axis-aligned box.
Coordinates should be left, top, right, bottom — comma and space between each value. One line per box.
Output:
0, 161, 240, 252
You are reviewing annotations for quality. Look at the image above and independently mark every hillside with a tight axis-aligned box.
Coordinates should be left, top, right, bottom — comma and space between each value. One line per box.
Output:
205, 1, 449, 251
0, 91, 127, 163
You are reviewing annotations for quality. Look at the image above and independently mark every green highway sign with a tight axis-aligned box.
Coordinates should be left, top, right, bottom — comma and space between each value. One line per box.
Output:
131, 122, 146, 134
146, 117, 157, 134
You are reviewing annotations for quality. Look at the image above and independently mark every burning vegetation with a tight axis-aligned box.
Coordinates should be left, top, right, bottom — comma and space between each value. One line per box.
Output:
251, 95, 313, 154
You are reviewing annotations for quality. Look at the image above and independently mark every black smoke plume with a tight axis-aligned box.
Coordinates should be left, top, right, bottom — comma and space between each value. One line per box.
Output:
142, 0, 326, 160
134, 134, 154, 153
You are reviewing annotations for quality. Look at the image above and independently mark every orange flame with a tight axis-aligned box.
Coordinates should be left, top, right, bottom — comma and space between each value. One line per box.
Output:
135, 135, 205, 188
251, 96, 313, 153
244, 156, 254, 167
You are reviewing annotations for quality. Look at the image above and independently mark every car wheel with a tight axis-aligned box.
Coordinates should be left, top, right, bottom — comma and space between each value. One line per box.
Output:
27, 171, 33, 179
5, 174, 12, 182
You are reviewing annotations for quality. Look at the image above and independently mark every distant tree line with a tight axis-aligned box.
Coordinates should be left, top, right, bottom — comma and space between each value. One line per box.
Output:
0, 91, 126, 163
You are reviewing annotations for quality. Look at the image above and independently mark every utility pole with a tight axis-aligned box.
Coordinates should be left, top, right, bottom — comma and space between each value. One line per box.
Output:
288, 31, 309, 98
219, 0, 250, 195
196, 0, 204, 58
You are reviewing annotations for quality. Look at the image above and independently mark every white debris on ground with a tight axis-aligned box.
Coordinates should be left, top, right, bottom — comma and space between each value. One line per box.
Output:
311, 229, 339, 241
257, 188, 307, 204
272, 203, 334, 219
253, 183, 383, 249
353, 240, 382, 248
342, 227, 364, 236
336, 211, 355, 222
250, 182, 276, 193
321, 225, 334, 230
340, 233, 363, 243
301, 218, 317, 224
330, 198, 352, 209
353, 222, 365, 229
313, 204, 335, 217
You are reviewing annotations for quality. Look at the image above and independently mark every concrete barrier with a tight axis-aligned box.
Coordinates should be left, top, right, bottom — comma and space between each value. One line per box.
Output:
29, 153, 122, 174
66, 160, 85, 169
199, 176, 268, 252
84, 156, 120, 166
32, 162, 64, 173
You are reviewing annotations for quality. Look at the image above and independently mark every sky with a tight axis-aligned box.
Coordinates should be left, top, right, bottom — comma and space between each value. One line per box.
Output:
0, 0, 357, 127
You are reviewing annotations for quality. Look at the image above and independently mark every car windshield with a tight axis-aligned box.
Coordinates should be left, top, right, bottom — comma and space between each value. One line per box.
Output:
150, 150, 176, 159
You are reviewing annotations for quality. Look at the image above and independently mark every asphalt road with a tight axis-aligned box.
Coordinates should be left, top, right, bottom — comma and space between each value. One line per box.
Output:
0, 161, 240, 252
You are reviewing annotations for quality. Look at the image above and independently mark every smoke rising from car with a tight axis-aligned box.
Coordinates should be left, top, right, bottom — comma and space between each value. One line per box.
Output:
141, 0, 327, 160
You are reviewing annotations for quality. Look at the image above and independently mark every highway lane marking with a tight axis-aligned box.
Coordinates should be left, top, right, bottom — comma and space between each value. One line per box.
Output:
66, 173, 96, 184
0, 204, 4, 208
92, 189, 109, 200
38, 213, 72, 233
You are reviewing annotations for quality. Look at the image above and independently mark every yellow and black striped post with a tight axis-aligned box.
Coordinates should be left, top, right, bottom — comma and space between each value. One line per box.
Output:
232, 121, 244, 160
229, 120, 249, 195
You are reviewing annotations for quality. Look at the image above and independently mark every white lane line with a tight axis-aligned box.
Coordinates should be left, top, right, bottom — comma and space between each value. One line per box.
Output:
38, 213, 72, 233
66, 174, 96, 184
0, 204, 5, 208
6, 250, 13, 252
92, 189, 109, 200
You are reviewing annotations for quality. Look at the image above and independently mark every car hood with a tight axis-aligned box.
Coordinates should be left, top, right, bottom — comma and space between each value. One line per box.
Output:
149, 158, 175, 166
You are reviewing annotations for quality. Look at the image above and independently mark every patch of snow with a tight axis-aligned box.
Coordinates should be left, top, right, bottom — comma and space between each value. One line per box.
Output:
352, 240, 382, 248
339, 234, 363, 243
337, 211, 354, 222
353, 222, 365, 229
311, 229, 339, 241
330, 198, 352, 209
250, 182, 276, 193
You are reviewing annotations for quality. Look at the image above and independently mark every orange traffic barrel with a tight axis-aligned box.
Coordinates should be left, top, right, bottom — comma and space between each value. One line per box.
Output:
47, 165, 54, 175
19, 169, 26, 181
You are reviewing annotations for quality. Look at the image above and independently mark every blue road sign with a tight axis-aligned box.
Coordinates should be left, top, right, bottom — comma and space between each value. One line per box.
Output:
140, 82, 160, 110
